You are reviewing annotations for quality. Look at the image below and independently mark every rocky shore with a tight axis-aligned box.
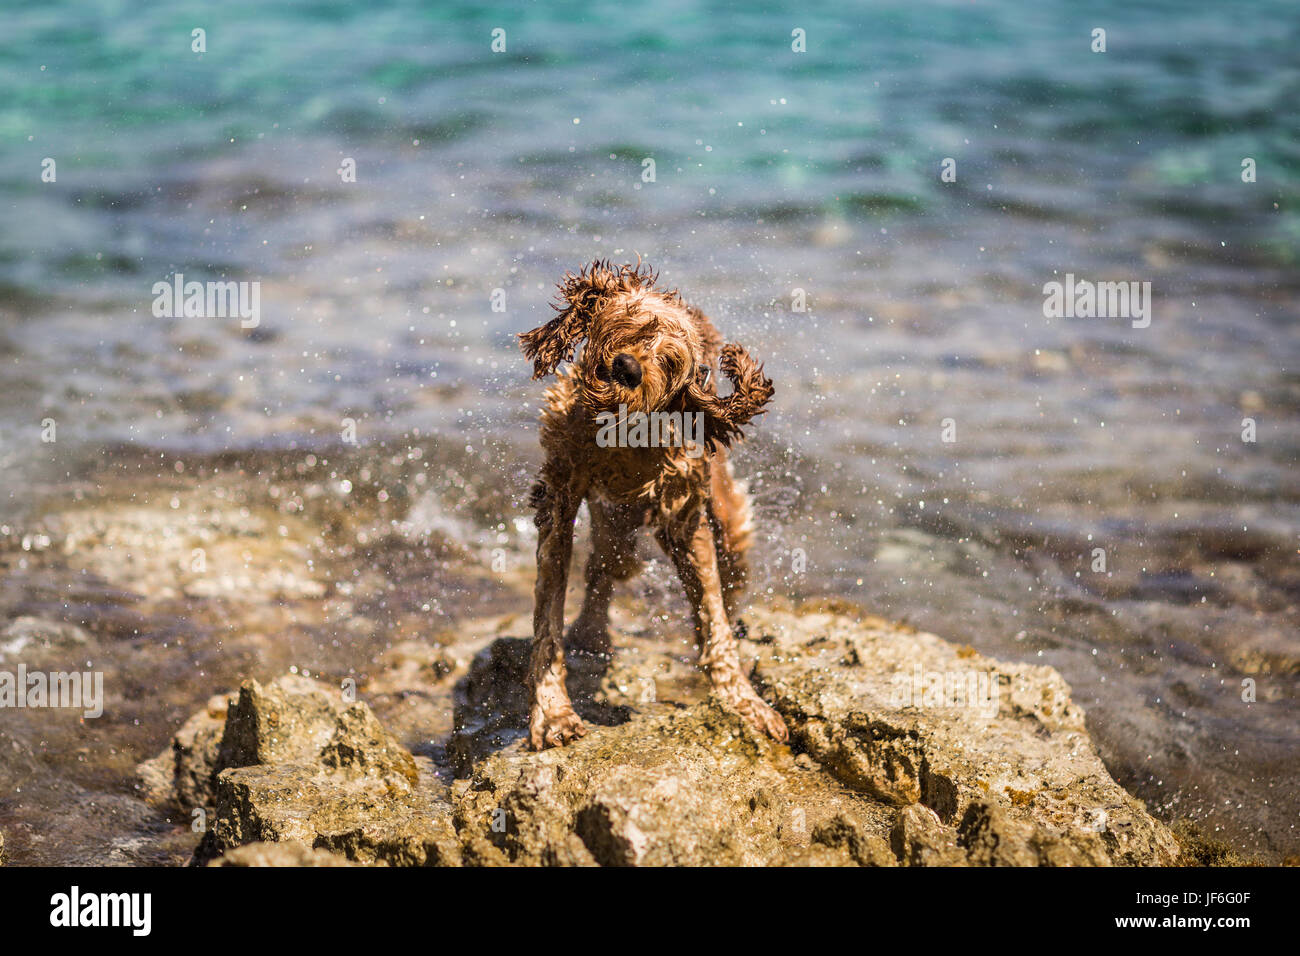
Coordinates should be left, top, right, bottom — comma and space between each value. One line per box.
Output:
137, 601, 1180, 867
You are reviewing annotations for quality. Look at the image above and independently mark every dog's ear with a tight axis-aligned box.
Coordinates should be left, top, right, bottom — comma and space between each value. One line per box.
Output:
519, 260, 660, 378
518, 282, 593, 379
685, 343, 774, 449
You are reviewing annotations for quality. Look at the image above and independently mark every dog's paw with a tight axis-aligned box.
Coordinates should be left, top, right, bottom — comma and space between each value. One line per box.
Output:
737, 694, 790, 744
715, 681, 789, 744
529, 705, 588, 750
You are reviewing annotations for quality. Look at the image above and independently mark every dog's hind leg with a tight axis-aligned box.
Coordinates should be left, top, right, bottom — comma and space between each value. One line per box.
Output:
657, 506, 788, 744
527, 466, 588, 749
569, 497, 643, 656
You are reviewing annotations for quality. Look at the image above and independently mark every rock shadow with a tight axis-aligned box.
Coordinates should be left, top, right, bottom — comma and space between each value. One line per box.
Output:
446, 635, 630, 775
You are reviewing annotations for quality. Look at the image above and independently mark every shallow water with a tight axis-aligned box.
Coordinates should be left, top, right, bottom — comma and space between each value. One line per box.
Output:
0, 1, 1297, 863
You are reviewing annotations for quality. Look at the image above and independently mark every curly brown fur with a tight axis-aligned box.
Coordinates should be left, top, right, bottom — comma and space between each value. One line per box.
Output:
518, 260, 785, 749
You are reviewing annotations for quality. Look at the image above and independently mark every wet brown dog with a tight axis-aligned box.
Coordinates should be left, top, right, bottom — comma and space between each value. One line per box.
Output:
518, 260, 788, 749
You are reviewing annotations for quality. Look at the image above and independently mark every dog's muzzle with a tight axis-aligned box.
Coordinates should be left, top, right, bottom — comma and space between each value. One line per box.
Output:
610, 352, 642, 388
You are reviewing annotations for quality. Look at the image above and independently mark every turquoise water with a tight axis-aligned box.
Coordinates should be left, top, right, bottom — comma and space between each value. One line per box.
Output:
1, 1, 1296, 462
0, 1, 1297, 861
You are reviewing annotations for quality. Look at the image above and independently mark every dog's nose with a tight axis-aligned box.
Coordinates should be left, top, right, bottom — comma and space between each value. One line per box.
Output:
610, 352, 642, 388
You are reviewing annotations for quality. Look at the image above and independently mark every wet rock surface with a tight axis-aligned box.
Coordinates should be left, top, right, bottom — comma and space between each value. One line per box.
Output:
452, 699, 893, 866
138, 601, 1180, 866
747, 606, 1181, 866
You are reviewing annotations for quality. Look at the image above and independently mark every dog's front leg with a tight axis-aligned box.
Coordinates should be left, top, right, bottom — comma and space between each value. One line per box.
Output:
660, 507, 789, 743
527, 471, 587, 749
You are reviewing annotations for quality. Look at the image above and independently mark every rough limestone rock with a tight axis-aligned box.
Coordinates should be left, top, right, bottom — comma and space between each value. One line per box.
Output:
141, 674, 459, 866
452, 699, 894, 867
215, 676, 345, 772
208, 841, 361, 867
746, 605, 1180, 866
172, 694, 236, 809
143, 693, 235, 812
200, 755, 459, 866
891, 803, 967, 866
320, 702, 420, 789
139, 602, 1180, 867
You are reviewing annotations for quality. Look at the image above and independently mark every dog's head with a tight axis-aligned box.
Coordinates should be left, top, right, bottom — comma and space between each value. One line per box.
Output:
519, 260, 774, 448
